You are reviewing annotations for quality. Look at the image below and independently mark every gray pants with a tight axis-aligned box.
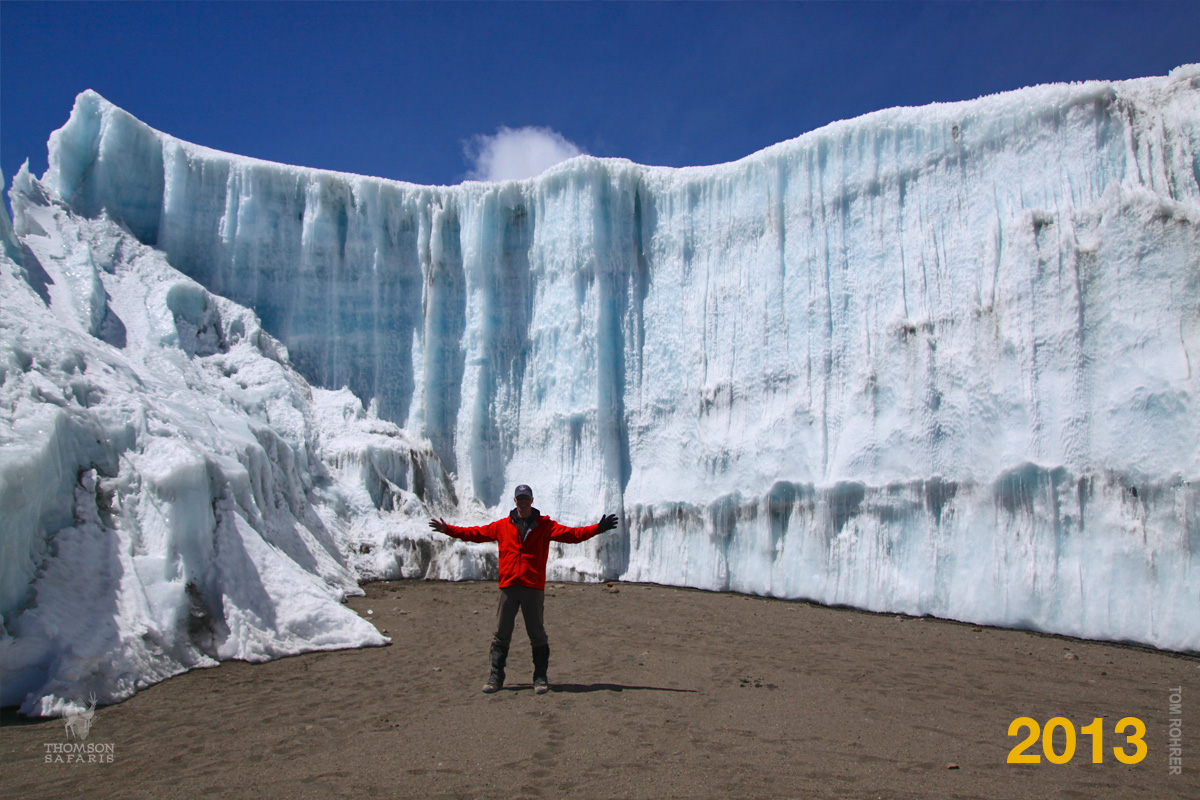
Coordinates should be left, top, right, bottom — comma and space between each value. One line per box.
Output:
492, 586, 547, 649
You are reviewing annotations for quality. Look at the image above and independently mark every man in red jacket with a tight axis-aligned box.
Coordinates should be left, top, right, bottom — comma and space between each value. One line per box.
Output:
429, 484, 619, 694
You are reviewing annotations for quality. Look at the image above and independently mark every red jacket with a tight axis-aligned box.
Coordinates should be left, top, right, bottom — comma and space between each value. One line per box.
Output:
441, 510, 601, 590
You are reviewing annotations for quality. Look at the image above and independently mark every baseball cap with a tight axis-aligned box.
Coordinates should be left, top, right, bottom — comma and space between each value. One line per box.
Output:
514, 484, 533, 499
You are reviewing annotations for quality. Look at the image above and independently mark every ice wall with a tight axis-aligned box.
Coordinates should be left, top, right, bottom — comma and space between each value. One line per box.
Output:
26, 66, 1200, 652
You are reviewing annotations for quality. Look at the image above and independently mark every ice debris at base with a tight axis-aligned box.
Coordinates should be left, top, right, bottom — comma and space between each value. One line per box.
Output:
4, 67, 1200, 713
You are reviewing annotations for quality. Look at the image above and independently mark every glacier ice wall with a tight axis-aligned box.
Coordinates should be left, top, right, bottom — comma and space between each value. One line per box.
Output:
19, 66, 1200, 653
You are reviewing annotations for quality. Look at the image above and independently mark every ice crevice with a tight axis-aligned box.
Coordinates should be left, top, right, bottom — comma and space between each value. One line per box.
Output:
3, 66, 1200, 713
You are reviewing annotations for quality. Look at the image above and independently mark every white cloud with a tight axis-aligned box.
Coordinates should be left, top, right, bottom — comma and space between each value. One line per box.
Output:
464, 126, 584, 182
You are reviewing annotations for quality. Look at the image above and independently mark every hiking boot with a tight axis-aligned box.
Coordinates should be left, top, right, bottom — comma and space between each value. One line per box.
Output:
482, 643, 508, 694
532, 643, 550, 695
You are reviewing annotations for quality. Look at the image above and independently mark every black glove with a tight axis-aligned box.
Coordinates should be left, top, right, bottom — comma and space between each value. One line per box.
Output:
597, 513, 619, 533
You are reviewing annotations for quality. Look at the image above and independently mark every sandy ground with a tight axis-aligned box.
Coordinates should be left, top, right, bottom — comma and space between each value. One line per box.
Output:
2, 579, 1197, 800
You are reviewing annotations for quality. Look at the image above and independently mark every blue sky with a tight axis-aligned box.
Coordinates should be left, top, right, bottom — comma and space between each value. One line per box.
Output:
3, 1, 1198, 187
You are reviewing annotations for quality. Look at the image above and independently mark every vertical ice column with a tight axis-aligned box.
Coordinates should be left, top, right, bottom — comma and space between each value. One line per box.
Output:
289, 175, 347, 389
322, 180, 424, 426
420, 201, 466, 475
466, 188, 536, 507
590, 171, 656, 574
210, 161, 305, 355
362, 185, 427, 425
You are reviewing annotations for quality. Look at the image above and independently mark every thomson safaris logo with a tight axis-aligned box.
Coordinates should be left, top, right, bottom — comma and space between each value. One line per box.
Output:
63, 694, 97, 740
44, 695, 116, 764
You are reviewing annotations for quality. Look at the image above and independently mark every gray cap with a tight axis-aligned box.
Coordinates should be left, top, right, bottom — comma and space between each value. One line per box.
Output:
514, 484, 533, 498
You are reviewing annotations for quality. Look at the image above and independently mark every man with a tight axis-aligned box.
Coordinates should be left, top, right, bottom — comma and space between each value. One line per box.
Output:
429, 484, 619, 694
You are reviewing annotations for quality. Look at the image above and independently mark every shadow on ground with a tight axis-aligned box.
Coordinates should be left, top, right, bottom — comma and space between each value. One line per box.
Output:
501, 682, 698, 694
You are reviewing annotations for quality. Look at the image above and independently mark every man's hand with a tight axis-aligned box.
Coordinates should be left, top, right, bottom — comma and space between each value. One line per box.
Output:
597, 514, 619, 534
429, 518, 450, 534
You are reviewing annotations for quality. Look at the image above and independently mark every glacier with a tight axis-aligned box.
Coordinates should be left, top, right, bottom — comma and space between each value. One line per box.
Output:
4, 66, 1200, 713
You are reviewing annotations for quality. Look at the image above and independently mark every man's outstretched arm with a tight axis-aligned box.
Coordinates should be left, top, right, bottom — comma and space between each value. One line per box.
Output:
429, 518, 497, 543
550, 513, 619, 543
